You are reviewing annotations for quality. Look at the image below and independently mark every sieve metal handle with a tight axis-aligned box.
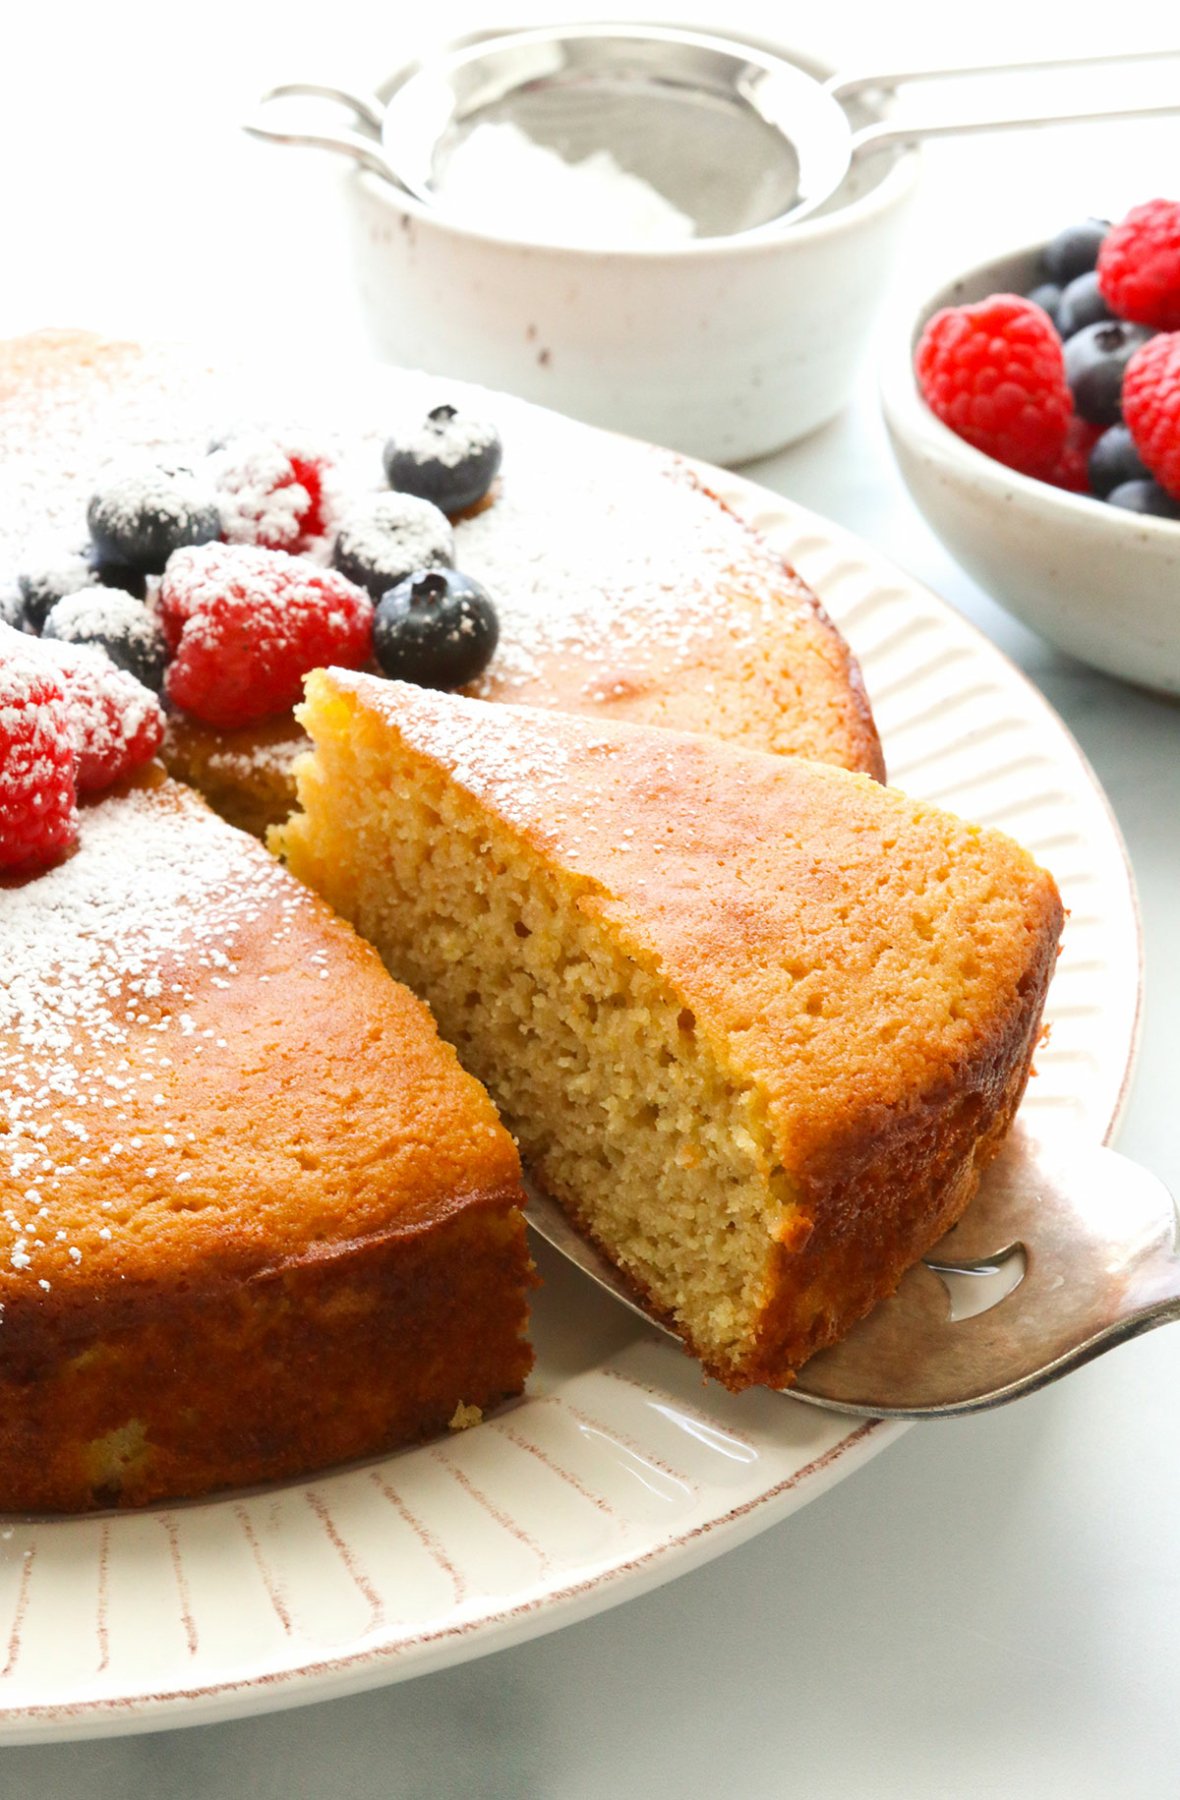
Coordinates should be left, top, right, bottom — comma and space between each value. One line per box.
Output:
850, 90, 1180, 166
244, 82, 405, 189
829, 46, 1180, 105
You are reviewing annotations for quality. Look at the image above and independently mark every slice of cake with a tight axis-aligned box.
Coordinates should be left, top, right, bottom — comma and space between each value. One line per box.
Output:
0, 773, 533, 1513
277, 672, 1063, 1392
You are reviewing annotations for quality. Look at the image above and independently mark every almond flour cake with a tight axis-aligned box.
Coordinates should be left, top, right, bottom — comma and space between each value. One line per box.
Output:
277, 673, 1063, 1391
1, 331, 882, 837
0, 773, 533, 1513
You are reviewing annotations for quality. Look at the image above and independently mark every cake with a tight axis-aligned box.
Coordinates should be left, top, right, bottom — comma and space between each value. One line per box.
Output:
0, 772, 533, 1513
1, 331, 883, 840
276, 672, 1063, 1391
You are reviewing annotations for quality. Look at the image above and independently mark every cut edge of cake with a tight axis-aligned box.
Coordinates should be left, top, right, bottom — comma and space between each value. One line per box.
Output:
274, 671, 1062, 1392
0, 774, 535, 1512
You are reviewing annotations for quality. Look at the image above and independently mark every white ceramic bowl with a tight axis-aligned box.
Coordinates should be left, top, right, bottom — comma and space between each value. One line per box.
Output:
881, 245, 1180, 697
338, 39, 918, 465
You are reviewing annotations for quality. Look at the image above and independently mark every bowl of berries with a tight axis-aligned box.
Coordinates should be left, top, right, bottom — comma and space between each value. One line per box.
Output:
881, 201, 1180, 695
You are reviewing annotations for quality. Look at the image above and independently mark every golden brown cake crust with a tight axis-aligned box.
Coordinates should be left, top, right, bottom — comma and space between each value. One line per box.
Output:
462, 459, 885, 782
0, 774, 533, 1511
282, 674, 1062, 1389
0, 330, 883, 841
1, 1195, 533, 1514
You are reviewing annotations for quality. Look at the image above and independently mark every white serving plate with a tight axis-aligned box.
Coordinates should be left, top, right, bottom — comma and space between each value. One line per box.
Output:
0, 465, 1141, 1744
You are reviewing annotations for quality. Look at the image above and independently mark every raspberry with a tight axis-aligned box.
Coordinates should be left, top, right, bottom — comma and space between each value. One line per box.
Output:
1122, 331, 1180, 501
1048, 417, 1102, 493
915, 295, 1073, 480
31, 638, 164, 793
1097, 200, 1180, 330
0, 628, 77, 874
288, 452, 331, 542
159, 543, 373, 729
209, 434, 333, 553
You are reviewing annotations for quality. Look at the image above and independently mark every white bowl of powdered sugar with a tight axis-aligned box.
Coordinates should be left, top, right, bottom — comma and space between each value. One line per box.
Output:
252, 25, 918, 464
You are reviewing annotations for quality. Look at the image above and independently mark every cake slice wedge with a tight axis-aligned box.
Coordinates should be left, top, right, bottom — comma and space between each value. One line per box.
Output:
0, 772, 533, 1512
276, 672, 1063, 1392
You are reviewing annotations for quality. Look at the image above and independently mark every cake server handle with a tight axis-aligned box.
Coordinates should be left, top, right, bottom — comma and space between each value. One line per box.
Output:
244, 82, 405, 189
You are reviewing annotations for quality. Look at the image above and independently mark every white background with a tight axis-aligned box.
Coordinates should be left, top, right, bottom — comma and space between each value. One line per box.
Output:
2, 2, 1179, 1795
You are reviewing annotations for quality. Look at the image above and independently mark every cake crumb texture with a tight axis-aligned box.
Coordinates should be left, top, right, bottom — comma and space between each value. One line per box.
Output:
278, 672, 1062, 1390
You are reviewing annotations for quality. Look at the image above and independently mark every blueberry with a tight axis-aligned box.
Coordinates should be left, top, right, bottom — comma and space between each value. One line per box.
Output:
42, 589, 170, 691
1056, 271, 1114, 339
17, 546, 98, 632
1063, 320, 1154, 426
0, 583, 26, 631
1088, 425, 1150, 499
1106, 479, 1180, 520
1027, 282, 1063, 329
373, 568, 499, 690
88, 463, 221, 576
383, 405, 502, 517
88, 553, 147, 600
334, 493, 454, 601
1041, 219, 1109, 286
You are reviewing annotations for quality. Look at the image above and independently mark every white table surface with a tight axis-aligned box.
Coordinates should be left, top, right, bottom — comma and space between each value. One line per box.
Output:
3, 2, 1179, 1794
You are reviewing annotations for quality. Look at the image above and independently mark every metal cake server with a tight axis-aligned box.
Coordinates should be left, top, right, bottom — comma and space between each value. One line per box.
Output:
523, 1121, 1180, 1418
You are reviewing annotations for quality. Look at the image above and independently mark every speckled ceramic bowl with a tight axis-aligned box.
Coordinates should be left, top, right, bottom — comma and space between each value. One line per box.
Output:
881, 244, 1180, 696
336, 35, 920, 465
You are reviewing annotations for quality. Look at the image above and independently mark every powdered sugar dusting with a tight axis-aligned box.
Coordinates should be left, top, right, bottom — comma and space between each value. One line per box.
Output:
24, 634, 164, 792
206, 431, 338, 553
88, 460, 216, 537
43, 587, 161, 654
209, 433, 309, 549
327, 672, 586, 842
0, 639, 78, 867
0, 781, 314, 1292
164, 718, 307, 785
455, 430, 799, 693
434, 122, 697, 250
15, 543, 96, 608
335, 493, 454, 593
391, 405, 498, 472
0, 334, 825, 785
0, 641, 64, 731
159, 542, 372, 729
160, 543, 366, 650
321, 671, 716, 882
